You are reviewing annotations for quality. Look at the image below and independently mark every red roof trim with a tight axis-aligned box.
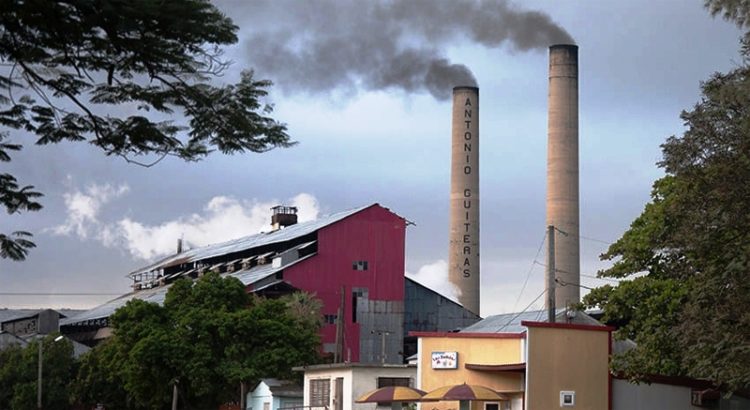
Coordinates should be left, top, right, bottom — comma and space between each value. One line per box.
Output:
521, 321, 614, 332
409, 331, 526, 339
465, 363, 526, 372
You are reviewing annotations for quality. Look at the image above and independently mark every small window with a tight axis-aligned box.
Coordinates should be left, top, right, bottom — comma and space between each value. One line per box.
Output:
324, 314, 338, 325
310, 379, 330, 407
560, 391, 575, 407
377, 377, 411, 388
484, 403, 499, 410
352, 261, 368, 271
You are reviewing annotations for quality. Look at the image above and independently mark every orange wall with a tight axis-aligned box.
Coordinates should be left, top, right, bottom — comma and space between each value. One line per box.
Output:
418, 335, 525, 410
526, 326, 609, 410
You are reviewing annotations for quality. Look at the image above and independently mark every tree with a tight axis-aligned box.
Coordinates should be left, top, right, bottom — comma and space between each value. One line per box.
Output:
0, 0, 293, 261
71, 273, 321, 409
584, 0, 750, 392
0, 334, 77, 410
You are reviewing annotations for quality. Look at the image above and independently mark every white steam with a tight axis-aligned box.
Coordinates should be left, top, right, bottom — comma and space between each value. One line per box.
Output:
49, 181, 320, 261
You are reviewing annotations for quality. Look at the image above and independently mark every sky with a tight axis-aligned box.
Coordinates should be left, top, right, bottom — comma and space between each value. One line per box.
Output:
0, 0, 744, 317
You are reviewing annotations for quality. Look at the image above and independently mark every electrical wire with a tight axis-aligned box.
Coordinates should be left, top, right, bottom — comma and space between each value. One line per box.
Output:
580, 273, 622, 283
511, 231, 548, 313
553, 228, 613, 246
555, 278, 594, 290
496, 288, 547, 333
533, 265, 623, 283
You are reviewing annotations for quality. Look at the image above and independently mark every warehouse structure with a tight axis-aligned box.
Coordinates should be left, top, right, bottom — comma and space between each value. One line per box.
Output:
62, 204, 479, 363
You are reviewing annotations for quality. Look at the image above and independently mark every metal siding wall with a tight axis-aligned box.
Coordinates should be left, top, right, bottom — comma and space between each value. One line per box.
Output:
284, 205, 406, 363
404, 279, 480, 334
358, 299, 405, 364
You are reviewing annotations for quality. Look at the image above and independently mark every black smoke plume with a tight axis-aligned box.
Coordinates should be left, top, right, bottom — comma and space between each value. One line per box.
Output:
226, 0, 573, 100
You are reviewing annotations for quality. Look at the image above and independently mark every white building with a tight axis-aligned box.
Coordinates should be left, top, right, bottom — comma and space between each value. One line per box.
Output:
294, 363, 416, 410
247, 379, 303, 410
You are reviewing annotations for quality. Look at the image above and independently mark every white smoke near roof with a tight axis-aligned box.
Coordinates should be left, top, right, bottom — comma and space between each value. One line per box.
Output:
118, 193, 320, 260
406, 259, 461, 303
49, 182, 320, 261
49, 180, 130, 239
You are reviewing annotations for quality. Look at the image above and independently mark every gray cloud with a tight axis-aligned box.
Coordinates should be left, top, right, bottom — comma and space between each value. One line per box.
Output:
225, 0, 572, 99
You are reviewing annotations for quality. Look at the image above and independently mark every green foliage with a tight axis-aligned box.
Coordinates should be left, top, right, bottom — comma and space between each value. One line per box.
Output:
0, 0, 293, 261
70, 340, 134, 410
585, 10, 750, 391
0, 334, 76, 410
71, 273, 322, 409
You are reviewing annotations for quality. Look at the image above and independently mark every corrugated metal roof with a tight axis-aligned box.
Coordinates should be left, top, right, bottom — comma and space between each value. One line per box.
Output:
62, 252, 315, 326
460, 309, 601, 333
0, 308, 86, 324
129, 204, 374, 276
61, 285, 172, 326
0, 309, 40, 323
232, 253, 313, 286
64, 203, 400, 327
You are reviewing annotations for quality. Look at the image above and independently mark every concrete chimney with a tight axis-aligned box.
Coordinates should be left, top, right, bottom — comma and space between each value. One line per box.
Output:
449, 86, 480, 315
546, 44, 580, 309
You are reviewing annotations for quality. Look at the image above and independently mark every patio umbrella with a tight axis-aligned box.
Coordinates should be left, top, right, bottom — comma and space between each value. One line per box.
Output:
356, 386, 427, 410
421, 383, 508, 410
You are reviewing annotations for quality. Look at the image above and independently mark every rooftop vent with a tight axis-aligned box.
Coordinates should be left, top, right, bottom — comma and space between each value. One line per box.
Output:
271, 205, 298, 230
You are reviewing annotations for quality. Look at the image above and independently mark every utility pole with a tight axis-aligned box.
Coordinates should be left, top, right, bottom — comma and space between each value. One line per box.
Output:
546, 225, 556, 323
240, 381, 246, 410
334, 286, 345, 363
37, 316, 63, 410
37, 336, 42, 410
171, 379, 178, 410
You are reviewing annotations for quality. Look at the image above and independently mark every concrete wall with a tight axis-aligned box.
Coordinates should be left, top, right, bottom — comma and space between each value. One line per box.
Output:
249, 381, 275, 410
302, 365, 416, 410
417, 334, 525, 410
613, 379, 700, 410
525, 323, 609, 410
613, 379, 750, 410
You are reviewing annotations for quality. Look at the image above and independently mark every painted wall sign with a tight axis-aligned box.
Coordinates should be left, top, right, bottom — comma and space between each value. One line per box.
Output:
431, 351, 458, 369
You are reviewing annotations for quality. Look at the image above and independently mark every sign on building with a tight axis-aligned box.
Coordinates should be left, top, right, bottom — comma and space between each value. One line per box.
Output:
431, 351, 458, 369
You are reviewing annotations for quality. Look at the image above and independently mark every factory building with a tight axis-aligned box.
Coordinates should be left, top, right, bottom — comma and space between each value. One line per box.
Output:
61, 204, 478, 364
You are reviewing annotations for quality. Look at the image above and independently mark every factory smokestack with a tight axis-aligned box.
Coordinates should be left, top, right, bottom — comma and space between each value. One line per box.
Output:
449, 86, 480, 315
546, 44, 580, 309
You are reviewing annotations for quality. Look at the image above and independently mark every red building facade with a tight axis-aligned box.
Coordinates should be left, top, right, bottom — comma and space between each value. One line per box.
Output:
63, 204, 407, 363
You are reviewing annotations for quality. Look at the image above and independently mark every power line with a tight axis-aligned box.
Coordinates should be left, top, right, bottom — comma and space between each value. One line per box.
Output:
580, 235, 613, 245
555, 278, 594, 290
532, 265, 623, 283
553, 228, 613, 246
511, 231, 548, 312
497, 288, 547, 333
580, 273, 622, 283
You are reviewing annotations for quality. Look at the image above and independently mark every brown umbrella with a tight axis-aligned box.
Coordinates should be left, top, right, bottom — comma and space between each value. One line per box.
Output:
356, 386, 427, 410
421, 383, 508, 410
